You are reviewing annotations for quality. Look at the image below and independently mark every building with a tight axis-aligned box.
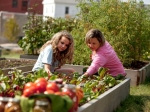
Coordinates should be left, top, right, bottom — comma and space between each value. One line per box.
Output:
0, 0, 79, 18
42, 0, 79, 18
0, 0, 43, 14
0, 0, 79, 43
0, 0, 80, 17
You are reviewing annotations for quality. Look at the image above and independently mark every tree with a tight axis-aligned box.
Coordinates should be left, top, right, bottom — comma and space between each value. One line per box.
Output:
3, 18, 20, 42
73, 0, 150, 66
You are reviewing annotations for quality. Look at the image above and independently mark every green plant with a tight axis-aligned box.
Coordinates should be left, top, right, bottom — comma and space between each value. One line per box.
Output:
73, 0, 150, 66
18, 14, 76, 55
3, 18, 20, 42
18, 0, 150, 67
18, 14, 47, 54
71, 19, 92, 65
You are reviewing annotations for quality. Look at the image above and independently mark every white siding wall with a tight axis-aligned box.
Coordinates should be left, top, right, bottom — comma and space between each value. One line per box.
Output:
43, 0, 77, 4
69, 4, 79, 17
42, 0, 79, 18
55, 3, 78, 18
43, 4, 55, 17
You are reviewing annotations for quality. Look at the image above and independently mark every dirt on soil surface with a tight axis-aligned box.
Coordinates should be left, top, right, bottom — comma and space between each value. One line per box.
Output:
123, 61, 148, 70
0, 58, 149, 70
0, 58, 36, 69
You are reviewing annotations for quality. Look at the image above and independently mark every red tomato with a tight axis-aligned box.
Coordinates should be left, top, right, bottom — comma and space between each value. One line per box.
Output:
55, 92, 65, 96
34, 78, 48, 93
35, 81, 47, 93
23, 87, 35, 97
46, 82, 60, 92
62, 89, 76, 99
35, 78, 47, 85
44, 90, 55, 94
24, 82, 35, 90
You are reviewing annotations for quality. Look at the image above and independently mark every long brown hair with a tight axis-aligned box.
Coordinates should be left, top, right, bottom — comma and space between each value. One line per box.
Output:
85, 29, 105, 46
39, 30, 74, 66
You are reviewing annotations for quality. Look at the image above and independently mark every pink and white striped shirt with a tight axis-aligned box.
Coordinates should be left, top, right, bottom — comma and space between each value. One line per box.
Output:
86, 41, 125, 76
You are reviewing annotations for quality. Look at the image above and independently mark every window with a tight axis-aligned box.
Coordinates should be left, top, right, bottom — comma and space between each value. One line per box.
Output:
65, 7, 69, 14
22, 1, 28, 11
12, 0, 18, 8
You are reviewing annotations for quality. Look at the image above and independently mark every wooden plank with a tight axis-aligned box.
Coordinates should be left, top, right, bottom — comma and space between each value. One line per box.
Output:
1, 68, 11, 75
12, 65, 34, 72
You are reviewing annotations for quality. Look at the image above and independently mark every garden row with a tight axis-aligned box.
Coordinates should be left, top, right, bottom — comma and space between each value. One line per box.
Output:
0, 58, 150, 111
2, 58, 150, 86
1, 56, 150, 112
0, 59, 130, 112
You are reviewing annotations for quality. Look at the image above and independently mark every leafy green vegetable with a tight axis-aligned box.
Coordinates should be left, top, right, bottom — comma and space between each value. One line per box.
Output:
16, 94, 73, 112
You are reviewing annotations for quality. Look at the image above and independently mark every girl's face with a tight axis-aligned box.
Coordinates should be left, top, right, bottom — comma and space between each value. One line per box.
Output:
87, 37, 101, 51
57, 36, 70, 52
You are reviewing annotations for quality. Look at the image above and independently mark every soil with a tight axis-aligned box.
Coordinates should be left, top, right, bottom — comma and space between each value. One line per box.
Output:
0, 58, 148, 70
123, 61, 148, 70
0, 58, 36, 69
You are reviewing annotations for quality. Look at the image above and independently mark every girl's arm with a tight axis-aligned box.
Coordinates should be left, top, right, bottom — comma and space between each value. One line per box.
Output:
84, 54, 107, 75
54, 66, 61, 72
44, 64, 53, 76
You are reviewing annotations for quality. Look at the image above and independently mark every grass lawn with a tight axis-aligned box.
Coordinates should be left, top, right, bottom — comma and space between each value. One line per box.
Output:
2, 53, 20, 58
115, 77, 150, 112
1, 49, 23, 59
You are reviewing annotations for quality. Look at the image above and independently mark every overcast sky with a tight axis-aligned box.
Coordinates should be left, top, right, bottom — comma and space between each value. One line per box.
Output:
138, 0, 150, 4
122, 0, 150, 4
143, 0, 150, 4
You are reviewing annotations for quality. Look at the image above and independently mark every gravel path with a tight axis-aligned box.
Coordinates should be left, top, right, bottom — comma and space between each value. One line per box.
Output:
0, 58, 35, 69
0, 43, 22, 51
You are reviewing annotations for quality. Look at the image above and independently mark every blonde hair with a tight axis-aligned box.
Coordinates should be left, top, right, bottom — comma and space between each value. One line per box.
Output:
85, 29, 105, 46
39, 30, 74, 66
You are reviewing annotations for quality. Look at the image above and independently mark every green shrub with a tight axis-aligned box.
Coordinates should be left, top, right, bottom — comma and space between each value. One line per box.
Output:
3, 18, 20, 42
73, 0, 150, 66
18, 0, 150, 67
18, 14, 76, 54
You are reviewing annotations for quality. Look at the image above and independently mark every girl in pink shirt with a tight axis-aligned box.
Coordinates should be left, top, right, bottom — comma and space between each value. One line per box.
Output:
83, 29, 126, 77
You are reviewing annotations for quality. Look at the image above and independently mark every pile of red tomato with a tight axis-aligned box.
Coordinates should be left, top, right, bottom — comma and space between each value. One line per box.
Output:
22, 78, 62, 97
22, 77, 84, 112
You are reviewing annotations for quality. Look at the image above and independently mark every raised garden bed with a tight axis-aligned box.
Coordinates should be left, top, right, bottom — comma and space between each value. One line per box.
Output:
78, 78, 130, 112
0, 58, 36, 69
20, 54, 39, 59
0, 58, 35, 75
0, 58, 131, 112
1, 58, 149, 86
62, 63, 150, 86
125, 63, 150, 86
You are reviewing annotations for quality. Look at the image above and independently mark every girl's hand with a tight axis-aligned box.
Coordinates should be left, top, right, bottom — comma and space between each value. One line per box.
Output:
54, 66, 61, 72
83, 72, 89, 76
44, 64, 52, 80
78, 73, 89, 81
45, 69, 52, 80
